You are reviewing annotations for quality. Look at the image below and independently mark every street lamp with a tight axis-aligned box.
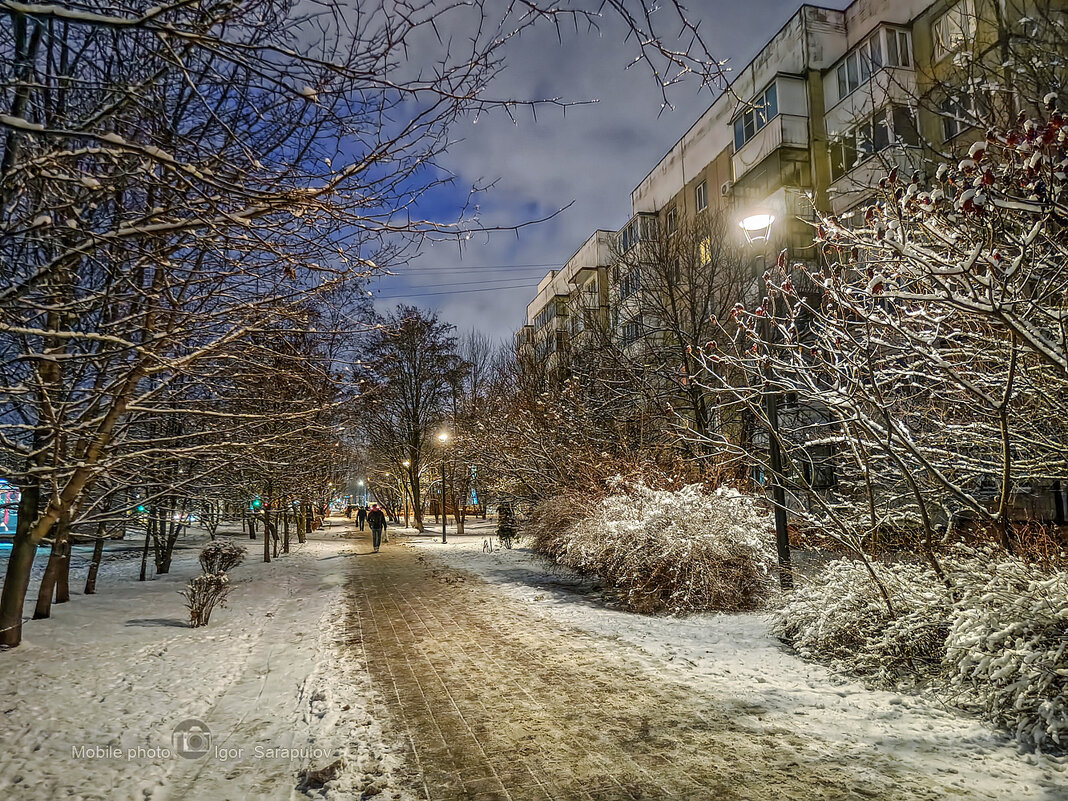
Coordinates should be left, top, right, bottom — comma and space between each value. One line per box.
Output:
437, 432, 449, 543
356, 479, 365, 506
740, 212, 792, 590
739, 213, 775, 245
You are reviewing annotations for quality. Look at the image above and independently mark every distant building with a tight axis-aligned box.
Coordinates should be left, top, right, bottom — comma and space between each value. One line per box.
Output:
517, 230, 614, 388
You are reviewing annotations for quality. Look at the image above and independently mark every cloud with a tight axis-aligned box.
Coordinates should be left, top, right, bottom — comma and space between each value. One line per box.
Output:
370, 1, 850, 342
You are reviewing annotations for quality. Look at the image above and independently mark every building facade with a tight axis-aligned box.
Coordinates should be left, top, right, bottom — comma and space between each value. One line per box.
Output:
521, 0, 1054, 365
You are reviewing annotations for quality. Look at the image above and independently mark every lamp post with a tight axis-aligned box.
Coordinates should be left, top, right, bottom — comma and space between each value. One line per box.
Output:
402, 461, 411, 528
356, 479, 365, 507
437, 432, 449, 543
739, 213, 793, 591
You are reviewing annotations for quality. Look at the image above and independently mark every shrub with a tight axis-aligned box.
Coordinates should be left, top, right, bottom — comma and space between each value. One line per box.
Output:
182, 573, 232, 628
527, 483, 774, 614
774, 550, 1068, 750
199, 540, 246, 574
771, 559, 952, 686
945, 557, 1068, 750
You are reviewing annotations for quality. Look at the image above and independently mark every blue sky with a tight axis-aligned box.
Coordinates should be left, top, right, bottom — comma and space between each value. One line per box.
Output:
368, 0, 852, 344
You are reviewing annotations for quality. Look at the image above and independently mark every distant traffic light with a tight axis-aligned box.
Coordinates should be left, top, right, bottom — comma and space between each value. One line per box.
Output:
251, 497, 263, 510
136, 504, 147, 513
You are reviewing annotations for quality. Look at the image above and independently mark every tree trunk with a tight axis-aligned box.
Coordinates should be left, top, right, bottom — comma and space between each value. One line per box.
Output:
0, 483, 40, 646
139, 515, 152, 582
412, 474, 424, 532
33, 536, 62, 619
282, 509, 290, 553
262, 514, 271, 563
296, 503, 307, 544
84, 537, 105, 595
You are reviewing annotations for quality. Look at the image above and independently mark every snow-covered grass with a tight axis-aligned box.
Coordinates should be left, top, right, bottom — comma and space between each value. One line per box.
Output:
527, 483, 774, 613
412, 523, 1068, 800
0, 519, 411, 801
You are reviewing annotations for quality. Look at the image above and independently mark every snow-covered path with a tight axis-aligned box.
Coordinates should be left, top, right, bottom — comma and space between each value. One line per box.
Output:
3, 517, 1067, 800
0, 521, 409, 801
378, 520, 1067, 801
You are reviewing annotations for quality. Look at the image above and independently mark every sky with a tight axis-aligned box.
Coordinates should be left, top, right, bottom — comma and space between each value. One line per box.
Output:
368, 0, 853, 344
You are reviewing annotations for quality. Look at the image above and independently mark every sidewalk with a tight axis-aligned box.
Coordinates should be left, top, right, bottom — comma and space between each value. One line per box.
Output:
346, 531, 1065, 801
0, 519, 410, 801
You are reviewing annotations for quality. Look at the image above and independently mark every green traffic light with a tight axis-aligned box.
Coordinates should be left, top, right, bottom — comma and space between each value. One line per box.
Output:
137, 504, 146, 513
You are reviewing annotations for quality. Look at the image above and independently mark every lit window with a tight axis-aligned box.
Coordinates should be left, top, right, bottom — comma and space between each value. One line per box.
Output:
699, 236, 712, 266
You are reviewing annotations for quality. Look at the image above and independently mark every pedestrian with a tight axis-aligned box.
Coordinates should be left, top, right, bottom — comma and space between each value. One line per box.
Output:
356, 505, 367, 531
367, 504, 387, 552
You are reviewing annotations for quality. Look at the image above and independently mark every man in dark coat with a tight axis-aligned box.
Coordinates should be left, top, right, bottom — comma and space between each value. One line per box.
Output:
366, 504, 387, 552
356, 505, 367, 531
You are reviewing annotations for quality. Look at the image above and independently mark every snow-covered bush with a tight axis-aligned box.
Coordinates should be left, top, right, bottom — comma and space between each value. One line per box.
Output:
182, 573, 232, 628
772, 559, 952, 686
199, 540, 246, 575
528, 483, 774, 614
945, 557, 1068, 750
775, 551, 1068, 750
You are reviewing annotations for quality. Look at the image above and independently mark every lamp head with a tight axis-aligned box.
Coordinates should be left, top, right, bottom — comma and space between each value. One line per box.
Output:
739, 213, 775, 244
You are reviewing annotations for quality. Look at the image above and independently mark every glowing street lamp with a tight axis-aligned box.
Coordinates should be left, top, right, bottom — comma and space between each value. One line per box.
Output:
739, 213, 775, 245
739, 212, 792, 590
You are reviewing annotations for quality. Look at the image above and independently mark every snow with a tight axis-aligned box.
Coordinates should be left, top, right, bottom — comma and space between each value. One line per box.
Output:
411, 521, 1068, 800
0, 519, 411, 801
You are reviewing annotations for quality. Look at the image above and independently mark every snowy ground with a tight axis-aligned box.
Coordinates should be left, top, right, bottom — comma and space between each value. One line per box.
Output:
0, 518, 411, 801
411, 519, 1068, 800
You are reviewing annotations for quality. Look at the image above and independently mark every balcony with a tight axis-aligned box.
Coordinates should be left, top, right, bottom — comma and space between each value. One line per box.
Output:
828, 146, 924, 216
732, 114, 809, 184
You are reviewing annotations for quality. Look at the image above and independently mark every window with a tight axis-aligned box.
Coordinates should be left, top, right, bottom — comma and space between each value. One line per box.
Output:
534, 302, 557, 331
886, 29, 911, 68
695, 181, 708, 212
732, 82, 778, 151
699, 236, 712, 266
835, 28, 912, 101
941, 96, 969, 141
892, 106, 919, 146
829, 106, 915, 181
619, 266, 641, 300
622, 215, 656, 252
621, 316, 644, 346
665, 206, 678, 235
933, 1, 972, 59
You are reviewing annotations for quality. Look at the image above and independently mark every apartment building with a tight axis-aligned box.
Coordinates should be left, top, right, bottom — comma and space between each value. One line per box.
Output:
521, 0, 1051, 364
516, 230, 614, 386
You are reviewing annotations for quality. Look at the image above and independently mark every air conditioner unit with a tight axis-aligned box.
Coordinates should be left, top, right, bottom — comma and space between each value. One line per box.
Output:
720, 180, 734, 197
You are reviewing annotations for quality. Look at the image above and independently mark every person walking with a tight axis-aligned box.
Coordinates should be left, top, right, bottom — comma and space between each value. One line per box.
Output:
356, 505, 367, 531
367, 504, 387, 552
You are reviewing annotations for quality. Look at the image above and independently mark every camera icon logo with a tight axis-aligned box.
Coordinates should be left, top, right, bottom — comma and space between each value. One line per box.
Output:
171, 718, 212, 759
